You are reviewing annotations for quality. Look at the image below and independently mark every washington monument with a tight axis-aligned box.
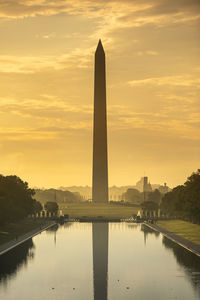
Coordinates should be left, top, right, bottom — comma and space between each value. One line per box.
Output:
92, 40, 108, 203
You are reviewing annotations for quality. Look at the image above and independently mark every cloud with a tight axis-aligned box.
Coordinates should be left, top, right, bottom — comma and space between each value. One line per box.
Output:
0, 126, 59, 141
0, 95, 93, 118
0, 95, 93, 141
1, 0, 199, 27
128, 75, 200, 88
0, 1, 149, 19
41, 32, 56, 39
0, 123, 92, 141
0, 46, 93, 73
1, 91, 198, 137
107, 102, 199, 141
110, 114, 200, 140
0, 1, 199, 76
137, 50, 158, 56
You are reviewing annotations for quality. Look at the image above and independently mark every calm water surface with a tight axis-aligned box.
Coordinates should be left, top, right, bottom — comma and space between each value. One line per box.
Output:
0, 222, 200, 300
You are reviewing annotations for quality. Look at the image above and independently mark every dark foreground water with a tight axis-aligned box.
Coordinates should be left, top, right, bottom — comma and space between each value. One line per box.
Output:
0, 222, 200, 300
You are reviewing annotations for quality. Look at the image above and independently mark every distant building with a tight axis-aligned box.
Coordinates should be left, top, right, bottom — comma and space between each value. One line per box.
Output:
136, 177, 152, 193
109, 186, 130, 202
143, 176, 152, 201
159, 183, 169, 194
143, 176, 152, 192
136, 177, 143, 192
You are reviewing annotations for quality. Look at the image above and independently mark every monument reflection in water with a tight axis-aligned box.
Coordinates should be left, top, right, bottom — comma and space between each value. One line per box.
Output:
92, 223, 108, 300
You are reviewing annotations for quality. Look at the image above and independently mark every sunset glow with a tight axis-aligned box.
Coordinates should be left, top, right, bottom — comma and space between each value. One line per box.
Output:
0, 0, 199, 187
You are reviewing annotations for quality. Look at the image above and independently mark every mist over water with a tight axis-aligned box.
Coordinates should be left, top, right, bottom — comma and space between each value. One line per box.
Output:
0, 222, 200, 300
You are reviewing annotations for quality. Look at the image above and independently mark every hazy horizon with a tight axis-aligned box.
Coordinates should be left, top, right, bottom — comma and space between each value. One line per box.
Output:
31, 181, 171, 190
0, 0, 199, 188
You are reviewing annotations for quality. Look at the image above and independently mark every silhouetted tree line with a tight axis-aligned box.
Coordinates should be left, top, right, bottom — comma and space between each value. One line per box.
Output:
122, 188, 143, 204
122, 188, 162, 210
141, 200, 159, 211
161, 169, 200, 223
34, 188, 83, 204
0, 175, 42, 225
140, 189, 163, 211
44, 201, 58, 213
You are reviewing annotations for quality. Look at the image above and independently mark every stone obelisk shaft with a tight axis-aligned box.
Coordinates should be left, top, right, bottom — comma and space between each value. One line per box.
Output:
92, 40, 108, 203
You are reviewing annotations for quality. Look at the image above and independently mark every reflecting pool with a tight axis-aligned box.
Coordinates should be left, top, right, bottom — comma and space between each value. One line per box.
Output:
0, 222, 200, 300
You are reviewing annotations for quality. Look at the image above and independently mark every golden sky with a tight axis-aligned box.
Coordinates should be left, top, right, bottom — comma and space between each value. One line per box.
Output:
0, 0, 199, 188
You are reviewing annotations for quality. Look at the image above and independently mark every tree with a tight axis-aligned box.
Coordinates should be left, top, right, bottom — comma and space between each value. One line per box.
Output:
44, 201, 59, 213
183, 169, 200, 222
160, 169, 200, 222
0, 174, 41, 224
34, 189, 83, 203
147, 189, 162, 205
141, 201, 159, 211
122, 188, 143, 204
161, 185, 185, 216
33, 200, 43, 214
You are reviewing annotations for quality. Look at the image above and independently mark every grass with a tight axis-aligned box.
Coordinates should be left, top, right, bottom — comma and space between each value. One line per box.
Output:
157, 220, 200, 246
0, 203, 139, 246
60, 202, 140, 219
0, 218, 49, 246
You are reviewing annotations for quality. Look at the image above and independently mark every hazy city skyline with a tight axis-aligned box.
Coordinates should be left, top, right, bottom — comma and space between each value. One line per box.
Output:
0, 0, 199, 188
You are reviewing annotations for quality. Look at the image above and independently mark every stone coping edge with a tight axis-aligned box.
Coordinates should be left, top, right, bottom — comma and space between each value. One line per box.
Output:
144, 222, 200, 258
0, 222, 56, 256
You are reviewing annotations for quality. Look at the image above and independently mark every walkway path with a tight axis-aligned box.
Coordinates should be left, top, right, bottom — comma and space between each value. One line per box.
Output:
0, 221, 56, 256
144, 222, 200, 257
